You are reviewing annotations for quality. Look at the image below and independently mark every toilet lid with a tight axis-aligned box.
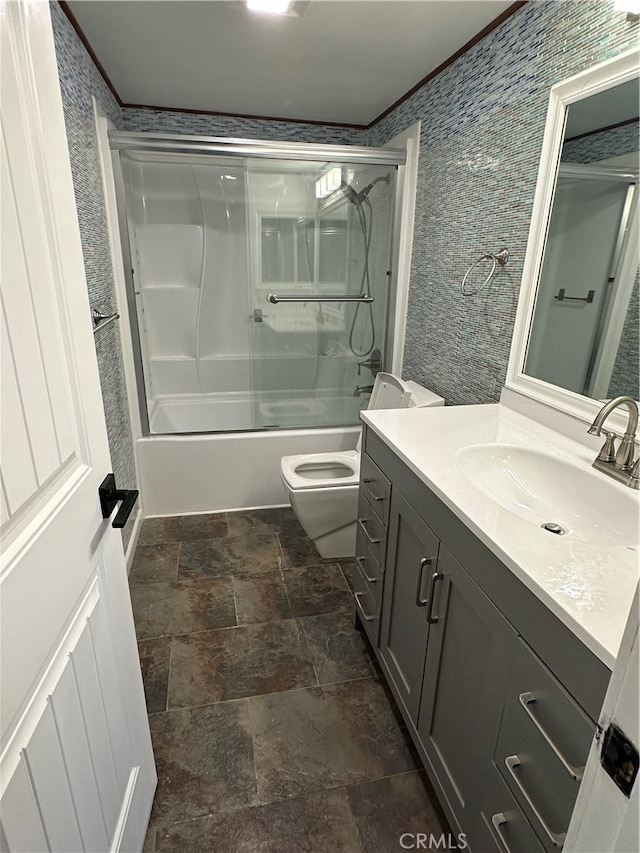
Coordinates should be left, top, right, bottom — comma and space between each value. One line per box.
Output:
368, 372, 411, 410
281, 451, 360, 491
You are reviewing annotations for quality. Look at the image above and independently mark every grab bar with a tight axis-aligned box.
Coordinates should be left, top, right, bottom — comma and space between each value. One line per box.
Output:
554, 288, 595, 304
267, 293, 374, 304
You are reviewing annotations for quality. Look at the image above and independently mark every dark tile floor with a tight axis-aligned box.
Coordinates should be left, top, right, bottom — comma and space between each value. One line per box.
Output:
131, 508, 446, 852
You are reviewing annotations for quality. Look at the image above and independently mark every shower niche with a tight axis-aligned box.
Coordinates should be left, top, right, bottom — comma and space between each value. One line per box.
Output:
115, 137, 401, 435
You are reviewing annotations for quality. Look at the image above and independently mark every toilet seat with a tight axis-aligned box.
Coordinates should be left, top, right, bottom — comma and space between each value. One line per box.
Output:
281, 450, 360, 491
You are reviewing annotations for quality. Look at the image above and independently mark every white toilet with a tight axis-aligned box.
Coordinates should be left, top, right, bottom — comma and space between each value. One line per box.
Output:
280, 373, 444, 558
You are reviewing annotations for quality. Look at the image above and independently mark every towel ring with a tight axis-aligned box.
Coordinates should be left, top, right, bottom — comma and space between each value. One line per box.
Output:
461, 248, 509, 296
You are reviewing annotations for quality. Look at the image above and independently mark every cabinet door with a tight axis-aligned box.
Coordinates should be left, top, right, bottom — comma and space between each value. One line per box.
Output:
417, 545, 516, 842
378, 489, 440, 722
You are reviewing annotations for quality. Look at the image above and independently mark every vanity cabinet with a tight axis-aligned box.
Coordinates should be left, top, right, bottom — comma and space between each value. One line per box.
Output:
355, 427, 611, 853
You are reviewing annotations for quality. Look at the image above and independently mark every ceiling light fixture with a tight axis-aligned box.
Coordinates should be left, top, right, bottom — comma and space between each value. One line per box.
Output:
246, 0, 294, 15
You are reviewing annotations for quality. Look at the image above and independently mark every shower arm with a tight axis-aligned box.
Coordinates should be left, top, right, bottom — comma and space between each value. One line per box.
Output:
266, 294, 374, 304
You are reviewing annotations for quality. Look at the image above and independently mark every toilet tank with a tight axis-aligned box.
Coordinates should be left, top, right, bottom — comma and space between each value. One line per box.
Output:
405, 380, 445, 408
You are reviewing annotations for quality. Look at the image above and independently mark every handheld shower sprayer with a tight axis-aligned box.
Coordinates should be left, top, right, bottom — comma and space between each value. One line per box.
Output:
340, 173, 391, 206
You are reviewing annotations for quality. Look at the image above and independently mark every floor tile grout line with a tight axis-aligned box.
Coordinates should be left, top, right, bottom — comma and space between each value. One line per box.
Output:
153, 671, 395, 716
165, 638, 173, 713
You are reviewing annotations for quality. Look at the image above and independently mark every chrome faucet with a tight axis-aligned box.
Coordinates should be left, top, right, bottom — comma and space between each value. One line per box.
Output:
587, 396, 640, 489
353, 384, 374, 397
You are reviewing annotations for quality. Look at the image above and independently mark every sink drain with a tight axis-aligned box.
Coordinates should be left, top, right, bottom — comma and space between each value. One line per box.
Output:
541, 522, 566, 535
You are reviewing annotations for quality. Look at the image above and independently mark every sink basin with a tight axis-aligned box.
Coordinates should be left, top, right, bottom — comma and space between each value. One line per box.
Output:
456, 444, 639, 547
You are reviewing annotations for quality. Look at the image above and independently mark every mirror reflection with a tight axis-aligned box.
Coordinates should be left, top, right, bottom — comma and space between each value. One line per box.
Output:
524, 77, 639, 401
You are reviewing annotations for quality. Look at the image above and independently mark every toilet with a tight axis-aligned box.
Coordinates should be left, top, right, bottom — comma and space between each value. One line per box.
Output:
281, 373, 444, 558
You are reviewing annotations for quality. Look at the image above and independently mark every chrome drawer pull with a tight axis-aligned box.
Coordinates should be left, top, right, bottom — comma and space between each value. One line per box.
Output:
426, 571, 443, 623
362, 478, 385, 501
504, 755, 566, 848
355, 591, 376, 622
358, 518, 380, 545
490, 813, 514, 853
518, 692, 584, 781
356, 556, 377, 583
415, 557, 431, 606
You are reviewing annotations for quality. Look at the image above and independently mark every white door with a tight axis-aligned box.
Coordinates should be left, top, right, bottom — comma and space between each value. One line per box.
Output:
0, 2, 156, 851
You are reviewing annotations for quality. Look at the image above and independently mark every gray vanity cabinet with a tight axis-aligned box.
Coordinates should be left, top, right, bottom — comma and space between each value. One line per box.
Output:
378, 489, 440, 721
357, 427, 609, 853
416, 545, 517, 841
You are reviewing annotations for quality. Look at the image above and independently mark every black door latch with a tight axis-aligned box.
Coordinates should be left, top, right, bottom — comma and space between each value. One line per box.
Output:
99, 473, 139, 528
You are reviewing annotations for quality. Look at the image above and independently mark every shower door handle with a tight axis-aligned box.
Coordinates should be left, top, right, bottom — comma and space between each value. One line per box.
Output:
99, 474, 139, 528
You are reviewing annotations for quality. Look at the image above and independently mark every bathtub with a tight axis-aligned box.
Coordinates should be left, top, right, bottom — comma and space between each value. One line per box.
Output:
137, 423, 361, 517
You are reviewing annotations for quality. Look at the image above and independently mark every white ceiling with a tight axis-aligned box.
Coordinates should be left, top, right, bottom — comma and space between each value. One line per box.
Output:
66, 0, 514, 126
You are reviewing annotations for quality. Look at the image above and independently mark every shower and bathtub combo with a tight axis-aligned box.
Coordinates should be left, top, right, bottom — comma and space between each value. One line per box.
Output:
109, 130, 439, 551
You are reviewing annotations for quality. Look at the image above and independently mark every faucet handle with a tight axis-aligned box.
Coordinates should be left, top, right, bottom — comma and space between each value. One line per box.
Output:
629, 458, 640, 490
596, 431, 618, 464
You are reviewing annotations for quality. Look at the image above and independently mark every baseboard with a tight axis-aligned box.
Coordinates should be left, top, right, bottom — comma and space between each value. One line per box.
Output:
143, 503, 291, 520
124, 509, 144, 574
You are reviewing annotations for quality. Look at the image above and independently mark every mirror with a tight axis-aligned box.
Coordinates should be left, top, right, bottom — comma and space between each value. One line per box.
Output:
507, 49, 640, 421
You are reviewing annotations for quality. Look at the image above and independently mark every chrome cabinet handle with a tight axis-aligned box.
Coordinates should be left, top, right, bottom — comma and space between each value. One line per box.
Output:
415, 557, 431, 606
518, 692, 584, 781
491, 813, 514, 853
426, 572, 443, 623
356, 556, 377, 583
355, 591, 376, 622
358, 518, 380, 545
362, 478, 385, 501
504, 755, 566, 848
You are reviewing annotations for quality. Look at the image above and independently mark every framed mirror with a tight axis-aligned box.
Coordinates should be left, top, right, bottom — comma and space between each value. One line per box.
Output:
507, 48, 639, 427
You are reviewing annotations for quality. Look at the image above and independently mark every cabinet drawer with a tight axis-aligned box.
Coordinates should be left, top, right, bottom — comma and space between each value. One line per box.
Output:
356, 493, 387, 566
478, 764, 546, 853
507, 637, 595, 762
497, 635, 594, 848
360, 453, 391, 525
354, 544, 383, 608
353, 573, 379, 647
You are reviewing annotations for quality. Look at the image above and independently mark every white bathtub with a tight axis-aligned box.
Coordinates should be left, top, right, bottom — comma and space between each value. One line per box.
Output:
137, 424, 360, 517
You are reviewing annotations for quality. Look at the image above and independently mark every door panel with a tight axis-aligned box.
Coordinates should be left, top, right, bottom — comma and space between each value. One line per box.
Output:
379, 489, 439, 721
417, 546, 516, 840
0, 2, 155, 849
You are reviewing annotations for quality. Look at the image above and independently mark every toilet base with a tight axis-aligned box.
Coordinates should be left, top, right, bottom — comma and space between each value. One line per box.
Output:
312, 519, 357, 559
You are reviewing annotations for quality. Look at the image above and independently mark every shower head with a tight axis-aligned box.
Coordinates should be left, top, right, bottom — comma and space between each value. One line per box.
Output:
341, 173, 391, 206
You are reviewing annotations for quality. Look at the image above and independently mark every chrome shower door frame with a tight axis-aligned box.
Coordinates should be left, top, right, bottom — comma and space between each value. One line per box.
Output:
108, 132, 409, 436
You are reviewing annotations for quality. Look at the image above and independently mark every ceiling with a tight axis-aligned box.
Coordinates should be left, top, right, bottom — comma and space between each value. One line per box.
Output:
66, 1, 515, 126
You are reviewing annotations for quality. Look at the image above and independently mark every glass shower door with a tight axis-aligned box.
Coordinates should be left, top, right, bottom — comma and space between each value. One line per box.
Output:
247, 159, 396, 429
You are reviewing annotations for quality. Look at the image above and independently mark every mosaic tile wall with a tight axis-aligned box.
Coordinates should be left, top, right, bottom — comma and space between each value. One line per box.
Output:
562, 121, 639, 163
368, 0, 639, 405
122, 107, 367, 146
50, 2, 139, 548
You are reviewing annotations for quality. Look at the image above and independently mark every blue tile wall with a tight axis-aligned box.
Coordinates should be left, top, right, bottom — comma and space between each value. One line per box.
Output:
50, 1, 139, 548
122, 107, 367, 146
368, 0, 639, 405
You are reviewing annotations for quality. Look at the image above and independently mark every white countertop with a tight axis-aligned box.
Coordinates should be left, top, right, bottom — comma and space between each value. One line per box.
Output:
361, 402, 639, 669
